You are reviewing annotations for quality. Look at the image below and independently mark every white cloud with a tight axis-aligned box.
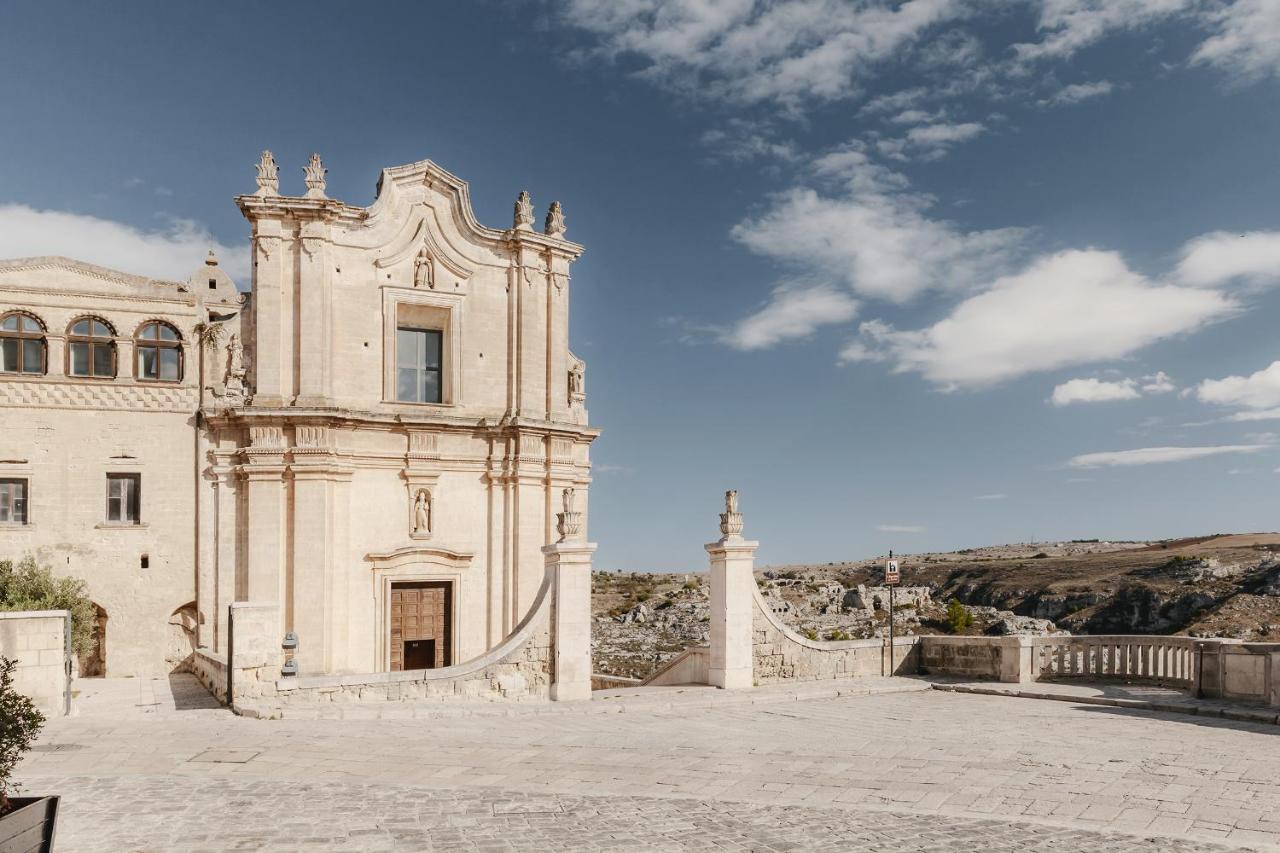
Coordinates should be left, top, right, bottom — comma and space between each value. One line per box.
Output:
859, 87, 928, 115
1014, 0, 1196, 62
1192, 0, 1280, 79
700, 119, 799, 163
731, 183, 1025, 304
1068, 444, 1268, 468
878, 524, 926, 533
722, 284, 858, 349
1141, 371, 1177, 394
1225, 408, 1280, 422
1050, 377, 1141, 406
849, 249, 1236, 389
1175, 230, 1280, 289
1039, 80, 1115, 106
1196, 360, 1280, 409
560, 0, 970, 108
0, 204, 248, 283
973, 493, 1007, 500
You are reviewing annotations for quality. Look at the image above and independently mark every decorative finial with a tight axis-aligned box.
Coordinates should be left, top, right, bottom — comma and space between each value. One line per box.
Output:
719, 490, 743, 537
303, 153, 327, 198
205, 248, 219, 267
544, 201, 566, 237
556, 486, 584, 541
514, 190, 534, 231
255, 150, 279, 197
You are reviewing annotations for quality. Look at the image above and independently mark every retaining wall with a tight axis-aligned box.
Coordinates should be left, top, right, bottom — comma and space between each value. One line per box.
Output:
0, 610, 72, 716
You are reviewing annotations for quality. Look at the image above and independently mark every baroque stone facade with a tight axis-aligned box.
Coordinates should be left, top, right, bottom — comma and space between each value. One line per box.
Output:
0, 154, 598, 680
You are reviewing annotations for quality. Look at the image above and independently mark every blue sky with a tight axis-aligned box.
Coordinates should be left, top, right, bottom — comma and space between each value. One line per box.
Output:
3, 1, 1280, 570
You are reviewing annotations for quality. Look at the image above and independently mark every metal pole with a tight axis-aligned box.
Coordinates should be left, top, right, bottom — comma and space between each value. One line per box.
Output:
888, 550, 895, 675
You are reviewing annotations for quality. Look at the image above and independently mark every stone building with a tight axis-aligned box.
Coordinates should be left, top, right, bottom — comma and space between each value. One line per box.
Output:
0, 153, 597, 679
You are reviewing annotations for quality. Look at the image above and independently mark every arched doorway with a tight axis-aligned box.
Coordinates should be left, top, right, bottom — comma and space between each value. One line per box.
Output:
166, 601, 198, 671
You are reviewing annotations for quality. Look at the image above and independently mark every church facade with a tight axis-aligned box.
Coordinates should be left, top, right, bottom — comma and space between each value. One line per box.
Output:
0, 154, 597, 679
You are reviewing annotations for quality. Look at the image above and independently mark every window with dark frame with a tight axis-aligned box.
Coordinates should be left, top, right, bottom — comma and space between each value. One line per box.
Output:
106, 473, 141, 524
0, 478, 27, 524
68, 318, 116, 378
396, 327, 443, 404
0, 313, 47, 375
135, 321, 182, 382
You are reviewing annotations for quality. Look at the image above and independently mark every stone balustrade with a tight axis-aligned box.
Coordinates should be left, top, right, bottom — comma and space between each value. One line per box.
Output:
1031, 635, 1199, 687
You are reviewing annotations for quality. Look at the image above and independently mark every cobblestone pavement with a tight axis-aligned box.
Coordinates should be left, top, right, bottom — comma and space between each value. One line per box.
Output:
16, 678, 1280, 851
23, 775, 1259, 852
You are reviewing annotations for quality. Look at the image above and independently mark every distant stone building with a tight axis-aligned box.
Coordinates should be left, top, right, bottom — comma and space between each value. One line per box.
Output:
0, 154, 597, 678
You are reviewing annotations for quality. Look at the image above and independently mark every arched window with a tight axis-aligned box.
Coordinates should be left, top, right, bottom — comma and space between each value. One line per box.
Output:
0, 312, 47, 375
67, 317, 116, 378
134, 321, 182, 382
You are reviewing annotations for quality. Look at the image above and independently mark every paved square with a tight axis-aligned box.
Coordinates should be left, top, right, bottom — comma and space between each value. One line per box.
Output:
14, 676, 1280, 851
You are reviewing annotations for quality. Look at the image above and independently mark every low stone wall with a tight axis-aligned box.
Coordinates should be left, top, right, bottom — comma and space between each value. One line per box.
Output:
0, 610, 72, 717
920, 635, 1029, 683
188, 647, 228, 703
751, 586, 919, 684
644, 646, 710, 687
593, 673, 643, 690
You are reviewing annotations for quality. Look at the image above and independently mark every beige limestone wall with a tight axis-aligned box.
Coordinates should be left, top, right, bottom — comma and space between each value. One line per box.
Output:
0, 406, 199, 677
920, 635, 1031, 683
751, 585, 920, 683
644, 646, 710, 687
0, 610, 71, 716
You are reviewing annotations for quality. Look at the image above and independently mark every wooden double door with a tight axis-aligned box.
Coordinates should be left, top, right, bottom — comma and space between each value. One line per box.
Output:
390, 581, 452, 671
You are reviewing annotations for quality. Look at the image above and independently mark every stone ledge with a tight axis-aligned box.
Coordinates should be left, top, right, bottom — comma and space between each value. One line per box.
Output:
931, 682, 1280, 726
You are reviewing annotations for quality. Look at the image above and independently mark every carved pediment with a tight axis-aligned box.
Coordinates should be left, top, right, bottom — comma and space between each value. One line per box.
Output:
0, 256, 187, 298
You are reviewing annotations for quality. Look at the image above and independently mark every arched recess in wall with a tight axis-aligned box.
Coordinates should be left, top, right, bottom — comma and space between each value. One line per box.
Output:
166, 601, 198, 672
78, 603, 108, 678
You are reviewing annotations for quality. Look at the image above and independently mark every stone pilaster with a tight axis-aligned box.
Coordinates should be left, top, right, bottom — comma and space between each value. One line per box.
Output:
545, 487, 593, 701
706, 491, 757, 690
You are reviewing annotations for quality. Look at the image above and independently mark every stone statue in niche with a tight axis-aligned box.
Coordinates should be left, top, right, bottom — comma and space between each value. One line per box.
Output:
412, 489, 431, 535
568, 354, 586, 403
223, 333, 248, 401
413, 248, 434, 289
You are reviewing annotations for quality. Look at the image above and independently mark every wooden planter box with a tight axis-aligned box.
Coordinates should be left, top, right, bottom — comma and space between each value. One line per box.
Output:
0, 796, 59, 853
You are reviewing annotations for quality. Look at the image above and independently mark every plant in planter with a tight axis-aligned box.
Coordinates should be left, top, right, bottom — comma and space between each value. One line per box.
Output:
0, 655, 58, 852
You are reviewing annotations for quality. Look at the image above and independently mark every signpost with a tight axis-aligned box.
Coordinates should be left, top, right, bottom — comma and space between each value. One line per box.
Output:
885, 551, 900, 674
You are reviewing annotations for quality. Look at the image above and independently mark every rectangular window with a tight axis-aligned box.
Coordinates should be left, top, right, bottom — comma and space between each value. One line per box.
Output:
0, 479, 27, 524
396, 327, 442, 404
106, 473, 141, 524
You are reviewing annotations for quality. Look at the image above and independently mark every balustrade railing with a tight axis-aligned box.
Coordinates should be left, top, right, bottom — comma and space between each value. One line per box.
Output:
1031, 635, 1198, 688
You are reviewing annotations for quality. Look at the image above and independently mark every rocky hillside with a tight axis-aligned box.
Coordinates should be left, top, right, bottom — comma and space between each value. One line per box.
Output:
592, 533, 1280, 680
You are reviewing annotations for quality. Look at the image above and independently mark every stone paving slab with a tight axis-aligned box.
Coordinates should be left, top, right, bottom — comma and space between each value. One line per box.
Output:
929, 679, 1280, 726
18, 678, 1280, 851
18, 775, 1261, 852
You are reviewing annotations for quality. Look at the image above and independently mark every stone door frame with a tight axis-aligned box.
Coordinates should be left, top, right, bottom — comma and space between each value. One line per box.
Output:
368, 545, 472, 673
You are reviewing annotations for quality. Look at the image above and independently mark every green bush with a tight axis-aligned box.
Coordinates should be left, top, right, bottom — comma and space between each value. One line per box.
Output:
945, 599, 973, 634
0, 656, 44, 812
802, 628, 819, 641
825, 629, 851, 641
0, 556, 96, 657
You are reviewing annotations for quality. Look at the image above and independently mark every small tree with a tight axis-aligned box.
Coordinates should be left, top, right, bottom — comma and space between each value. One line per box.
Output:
945, 599, 974, 634
0, 657, 44, 813
0, 557, 96, 658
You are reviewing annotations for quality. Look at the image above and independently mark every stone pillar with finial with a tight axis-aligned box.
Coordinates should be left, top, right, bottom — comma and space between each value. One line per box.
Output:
706, 490, 758, 689
513, 190, 534, 231
303, 153, 327, 199
544, 201, 566, 238
542, 486, 596, 701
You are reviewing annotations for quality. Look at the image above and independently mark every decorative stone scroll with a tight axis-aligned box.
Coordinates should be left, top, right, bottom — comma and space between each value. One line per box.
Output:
720, 489, 743, 537
303, 153, 327, 198
255, 150, 279, 197
513, 191, 534, 230
544, 201, 566, 237
556, 487, 583, 542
